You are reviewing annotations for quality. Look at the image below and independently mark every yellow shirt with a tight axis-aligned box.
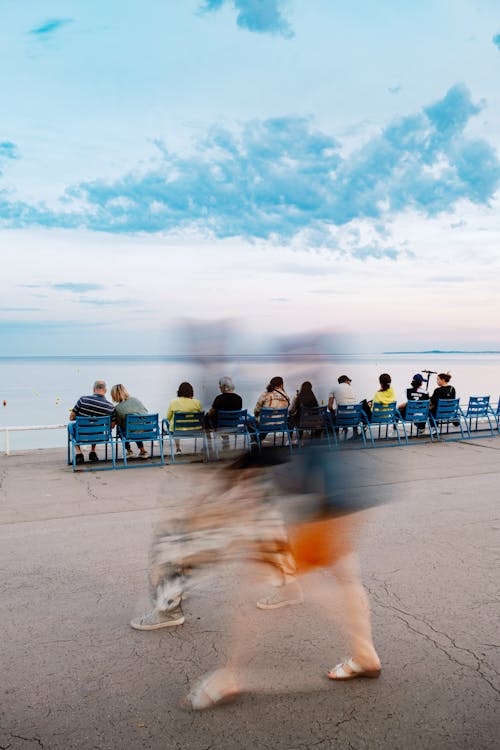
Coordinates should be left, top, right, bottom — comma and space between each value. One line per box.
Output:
166, 397, 202, 430
373, 387, 397, 405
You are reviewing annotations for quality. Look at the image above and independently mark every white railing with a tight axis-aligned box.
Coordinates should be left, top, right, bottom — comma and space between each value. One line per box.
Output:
0, 424, 67, 456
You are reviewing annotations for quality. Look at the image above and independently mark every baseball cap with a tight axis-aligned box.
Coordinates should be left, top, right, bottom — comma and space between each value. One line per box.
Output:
338, 375, 351, 384
412, 373, 424, 383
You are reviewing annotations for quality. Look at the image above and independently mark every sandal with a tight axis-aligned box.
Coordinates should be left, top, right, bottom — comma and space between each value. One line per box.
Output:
327, 657, 381, 681
181, 670, 239, 711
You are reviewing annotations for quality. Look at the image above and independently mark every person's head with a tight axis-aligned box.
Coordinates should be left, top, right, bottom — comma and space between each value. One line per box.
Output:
338, 375, 351, 385
411, 373, 424, 389
110, 384, 130, 403
266, 376, 284, 393
93, 380, 106, 394
177, 381, 194, 398
379, 373, 391, 391
298, 381, 313, 395
437, 372, 452, 386
219, 376, 235, 393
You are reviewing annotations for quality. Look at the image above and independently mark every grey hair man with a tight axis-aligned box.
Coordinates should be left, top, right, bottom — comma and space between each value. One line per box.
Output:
69, 380, 115, 464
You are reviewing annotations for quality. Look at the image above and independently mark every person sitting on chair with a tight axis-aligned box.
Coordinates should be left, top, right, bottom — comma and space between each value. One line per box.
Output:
205, 377, 243, 430
110, 384, 150, 459
166, 382, 203, 455
69, 380, 116, 465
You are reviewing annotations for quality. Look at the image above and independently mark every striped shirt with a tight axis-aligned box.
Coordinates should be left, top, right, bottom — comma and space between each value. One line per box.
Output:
72, 394, 116, 420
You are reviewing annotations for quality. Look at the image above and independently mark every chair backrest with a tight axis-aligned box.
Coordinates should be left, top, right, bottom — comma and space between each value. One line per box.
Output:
258, 407, 289, 432
74, 415, 112, 443
371, 401, 397, 424
335, 403, 364, 428
172, 411, 205, 434
434, 398, 460, 420
405, 400, 430, 421
297, 406, 328, 430
124, 413, 160, 440
465, 396, 490, 418
216, 409, 248, 430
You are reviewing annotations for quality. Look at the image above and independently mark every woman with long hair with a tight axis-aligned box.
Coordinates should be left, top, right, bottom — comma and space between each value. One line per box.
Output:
110, 383, 149, 459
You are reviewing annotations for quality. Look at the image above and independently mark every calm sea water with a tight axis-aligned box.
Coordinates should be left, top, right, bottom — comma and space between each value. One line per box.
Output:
1, 354, 499, 451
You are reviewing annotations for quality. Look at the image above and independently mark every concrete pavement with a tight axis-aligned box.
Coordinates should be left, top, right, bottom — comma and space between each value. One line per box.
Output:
0, 439, 499, 749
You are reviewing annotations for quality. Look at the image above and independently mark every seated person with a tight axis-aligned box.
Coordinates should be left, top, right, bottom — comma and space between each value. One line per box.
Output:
290, 381, 321, 440
362, 373, 396, 422
290, 381, 319, 422
166, 382, 203, 455
327, 375, 357, 414
253, 376, 291, 444
254, 376, 290, 418
110, 384, 149, 459
69, 380, 116, 465
398, 373, 430, 420
205, 377, 243, 430
429, 372, 456, 414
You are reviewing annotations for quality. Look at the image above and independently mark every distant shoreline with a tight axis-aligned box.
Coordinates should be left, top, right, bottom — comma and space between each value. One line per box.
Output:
1, 351, 500, 361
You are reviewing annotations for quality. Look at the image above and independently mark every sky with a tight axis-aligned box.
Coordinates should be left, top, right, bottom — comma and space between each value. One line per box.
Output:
1, 0, 500, 355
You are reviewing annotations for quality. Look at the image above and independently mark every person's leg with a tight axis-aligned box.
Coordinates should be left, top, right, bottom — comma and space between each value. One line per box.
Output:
136, 440, 148, 457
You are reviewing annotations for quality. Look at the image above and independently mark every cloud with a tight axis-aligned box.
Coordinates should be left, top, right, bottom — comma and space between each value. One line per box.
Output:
51, 283, 105, 293
2, 85, 499, 260
0, 141, 20, 176
493, 33, 500, 51
77, 298, 135, 306
0, 307, 42, 312
28, 18, 74, 38
199, 0, 293, 38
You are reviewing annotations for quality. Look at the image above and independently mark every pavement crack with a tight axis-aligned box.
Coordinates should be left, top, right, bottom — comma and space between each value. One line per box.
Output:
368, 583, 500, 698
8, 736, 44, 749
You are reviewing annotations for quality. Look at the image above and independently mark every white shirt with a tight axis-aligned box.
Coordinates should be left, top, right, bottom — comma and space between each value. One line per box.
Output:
329, 382, 357, 406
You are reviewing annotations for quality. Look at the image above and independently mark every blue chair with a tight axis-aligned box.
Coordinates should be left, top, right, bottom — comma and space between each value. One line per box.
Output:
68, 416, 115, 471
117, 414, 165, 467
212, 409, 252, 457
294, 406, 336, 448
492, 398, 500, 433
334, 403, 367, 447
254, 407, 293, 451
430, 398, 470, 440
162, 411, 210, 463
365, 402, 407, 446
400, 400, 434, 440
464, 396, 495, 436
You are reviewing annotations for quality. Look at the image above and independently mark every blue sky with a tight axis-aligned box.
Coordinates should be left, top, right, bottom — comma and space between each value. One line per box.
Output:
1, 0, 500, 354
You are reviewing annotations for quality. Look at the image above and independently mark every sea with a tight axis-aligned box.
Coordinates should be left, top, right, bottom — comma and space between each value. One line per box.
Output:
1, 353, 499, 451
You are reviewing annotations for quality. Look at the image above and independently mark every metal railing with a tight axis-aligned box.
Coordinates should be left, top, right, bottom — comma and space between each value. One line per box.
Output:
0, 424, 67, 455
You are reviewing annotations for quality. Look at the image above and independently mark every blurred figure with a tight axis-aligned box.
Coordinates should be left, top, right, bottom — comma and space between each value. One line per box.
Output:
166, 382, 203, 455
181, 446, 381, 710
130, 453, 299, 632
110, 383, 149, 459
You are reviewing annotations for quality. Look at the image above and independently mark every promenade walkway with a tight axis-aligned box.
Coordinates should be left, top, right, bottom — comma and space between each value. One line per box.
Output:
0, 440, 499, 749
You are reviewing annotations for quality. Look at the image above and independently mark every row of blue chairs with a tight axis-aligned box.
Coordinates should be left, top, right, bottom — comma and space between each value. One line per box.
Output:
67, 396, 500, 470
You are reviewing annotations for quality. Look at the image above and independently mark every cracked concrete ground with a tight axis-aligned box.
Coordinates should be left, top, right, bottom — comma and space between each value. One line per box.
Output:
0, 440, 499, 749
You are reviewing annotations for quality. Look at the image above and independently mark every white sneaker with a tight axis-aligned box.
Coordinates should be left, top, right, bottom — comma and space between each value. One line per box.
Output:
126, 449, 134, 458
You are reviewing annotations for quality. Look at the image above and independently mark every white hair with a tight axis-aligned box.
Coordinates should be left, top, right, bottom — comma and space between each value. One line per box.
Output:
219, 376, 235, 393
